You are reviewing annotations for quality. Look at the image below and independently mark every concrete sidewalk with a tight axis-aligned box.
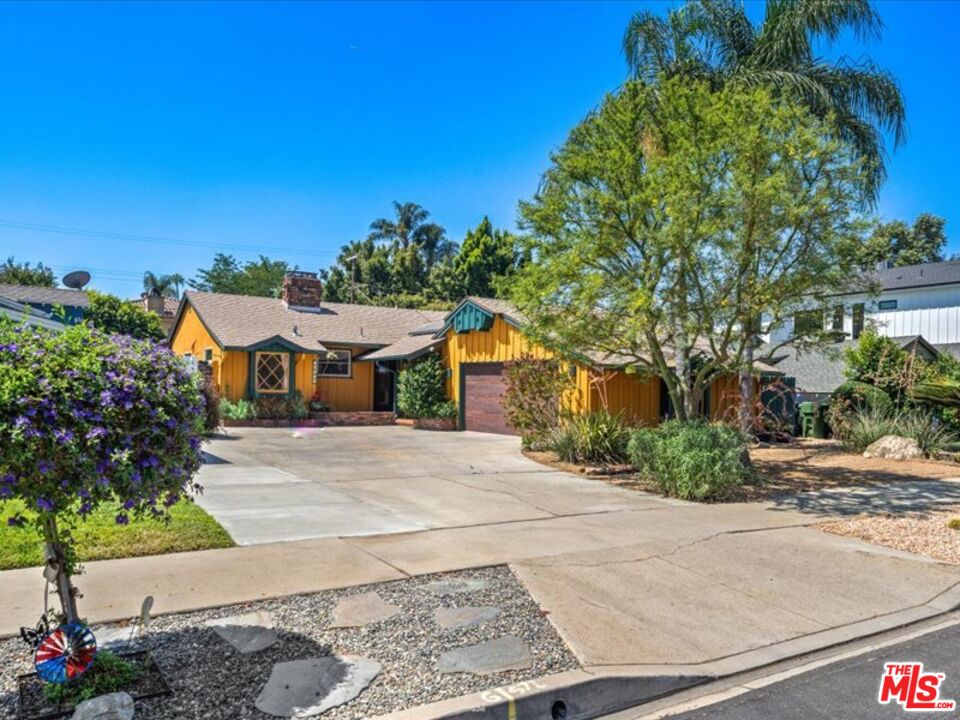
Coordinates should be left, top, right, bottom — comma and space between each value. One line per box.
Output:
4, 497, 960, 682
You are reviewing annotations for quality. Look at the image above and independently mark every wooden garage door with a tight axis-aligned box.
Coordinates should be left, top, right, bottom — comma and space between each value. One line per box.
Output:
462, 362, 516, 435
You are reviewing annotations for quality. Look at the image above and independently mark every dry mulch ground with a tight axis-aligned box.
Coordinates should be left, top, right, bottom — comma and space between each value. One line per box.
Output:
817, 506, 960, 565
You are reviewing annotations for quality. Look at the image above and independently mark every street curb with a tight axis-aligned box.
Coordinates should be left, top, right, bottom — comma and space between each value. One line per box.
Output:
371, 583, 960, 720
369, 670, 710, 720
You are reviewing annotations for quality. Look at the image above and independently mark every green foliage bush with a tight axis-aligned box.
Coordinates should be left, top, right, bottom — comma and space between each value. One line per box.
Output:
43, 650, 141, 704
396, 354, 452, 419
254, 392, 309, 420
220, 397, 256, 421
200, 374, 221, 435
547, 410, 630, 464
84, 290, 166, 341
841, 407, 956, 456
628, 421, 752, 501
502, 355, 573, 449
826, 380, 894, 441
844, 329, 925, 402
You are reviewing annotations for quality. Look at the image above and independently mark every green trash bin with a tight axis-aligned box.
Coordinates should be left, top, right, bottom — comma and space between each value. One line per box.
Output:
798, 402, 816, 438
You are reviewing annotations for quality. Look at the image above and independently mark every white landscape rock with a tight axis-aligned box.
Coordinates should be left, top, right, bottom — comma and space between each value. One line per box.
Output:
423, 578, 491, 595
328, 592, 400, 628
205, 611, 278, 654
71, 692, 135, 720
255, 656, 381, 718
863, 435, 923, 461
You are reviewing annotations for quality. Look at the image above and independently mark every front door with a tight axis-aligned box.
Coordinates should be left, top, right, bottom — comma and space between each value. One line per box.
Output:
373, 361, 396, 411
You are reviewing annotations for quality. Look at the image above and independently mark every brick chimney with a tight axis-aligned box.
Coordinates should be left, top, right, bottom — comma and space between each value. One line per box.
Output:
145, 292, 165, 315
282, 271, 323, 308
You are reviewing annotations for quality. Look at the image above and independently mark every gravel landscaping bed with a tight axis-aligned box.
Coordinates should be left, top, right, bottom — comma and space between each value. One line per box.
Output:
818, 504, 960, 564
0, 565, 577, 720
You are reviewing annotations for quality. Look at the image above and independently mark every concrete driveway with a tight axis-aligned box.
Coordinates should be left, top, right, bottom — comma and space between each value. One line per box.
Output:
196, 425, 661, 544
6, 425, 959, 688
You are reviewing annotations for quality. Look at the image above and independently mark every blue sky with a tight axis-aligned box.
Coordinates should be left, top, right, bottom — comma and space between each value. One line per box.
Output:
0, 1, 957, 296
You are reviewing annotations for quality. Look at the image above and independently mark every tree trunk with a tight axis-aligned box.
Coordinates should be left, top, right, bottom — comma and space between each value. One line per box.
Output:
41, 515, 79, 624
739, 343, 754, 435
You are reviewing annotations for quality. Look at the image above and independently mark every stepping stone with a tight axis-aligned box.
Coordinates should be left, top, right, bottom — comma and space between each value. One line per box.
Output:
255, 656, 381, 718
434, 606, 501, 630
424, 578, 490, 595
329, 592, 400, 628
71, 691, 134, 720
94, 625, 141, 652
438, 636, 533, 675
205, 611, 278, 654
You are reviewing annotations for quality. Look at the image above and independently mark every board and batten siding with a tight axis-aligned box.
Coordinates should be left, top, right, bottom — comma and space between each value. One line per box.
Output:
170, 305, 225, 390
297, 348, 375, 411
443, 314, 665, 424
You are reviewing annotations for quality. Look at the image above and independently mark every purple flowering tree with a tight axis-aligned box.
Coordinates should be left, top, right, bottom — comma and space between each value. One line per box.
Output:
0, 320, 205, 623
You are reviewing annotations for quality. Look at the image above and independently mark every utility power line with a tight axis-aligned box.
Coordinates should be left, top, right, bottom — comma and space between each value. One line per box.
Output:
0, 219, 341, 260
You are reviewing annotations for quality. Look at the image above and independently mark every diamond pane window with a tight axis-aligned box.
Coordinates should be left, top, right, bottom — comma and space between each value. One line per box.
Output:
256, 352, 288, 394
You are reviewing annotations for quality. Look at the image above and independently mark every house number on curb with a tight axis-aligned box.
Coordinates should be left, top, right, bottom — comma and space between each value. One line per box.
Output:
480, 678, 549, 704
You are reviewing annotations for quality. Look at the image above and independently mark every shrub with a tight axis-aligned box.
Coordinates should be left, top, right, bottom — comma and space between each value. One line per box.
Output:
627, 421, 752, 501
253, 392, 309, 420
0, 320, 205, 621
844, 328, 924, 402
396, 355, 452, 419
84, 290, 167, 341
199, 373, 221, 435
547, 410, 630, 464
826, 380, 893, 441
43, 650, 141, 704
502, 355, 573, 449
308, 392, 331, 413
947, 518, 960, 531
842, 407, 956, 456
220, 397, 256, 420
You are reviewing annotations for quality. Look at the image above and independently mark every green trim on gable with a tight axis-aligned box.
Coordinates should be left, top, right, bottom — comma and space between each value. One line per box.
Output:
450, 302, 494, 334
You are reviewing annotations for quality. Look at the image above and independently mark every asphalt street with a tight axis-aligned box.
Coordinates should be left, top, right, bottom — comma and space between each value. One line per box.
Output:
667, 623, 960, 719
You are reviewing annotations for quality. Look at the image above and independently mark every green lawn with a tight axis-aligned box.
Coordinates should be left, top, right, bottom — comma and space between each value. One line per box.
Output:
0, 500, 234, 571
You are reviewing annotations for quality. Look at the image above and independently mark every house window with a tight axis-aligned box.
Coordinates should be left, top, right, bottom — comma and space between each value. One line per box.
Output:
852, 303, 865, 339
793, 309, 823, 336
832, 306, 844, 333
203, 347, 214, 363
315, 349, 351, 378
878, 299, 898, 311
255, 352, 289, 393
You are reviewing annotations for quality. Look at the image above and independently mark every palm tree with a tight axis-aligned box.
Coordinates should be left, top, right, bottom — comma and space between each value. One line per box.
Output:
623, 0, 906, 432
368, 202, 454, 271
623, 0, 905, 197
143, 271, 184, 299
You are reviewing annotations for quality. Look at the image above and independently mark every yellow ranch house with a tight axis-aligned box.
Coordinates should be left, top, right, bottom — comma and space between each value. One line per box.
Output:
170, 271, 776, 433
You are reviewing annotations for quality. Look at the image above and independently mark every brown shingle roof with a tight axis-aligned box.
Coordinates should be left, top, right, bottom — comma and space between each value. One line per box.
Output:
182, 291, 446, 353
359, 334, 443, 361
0, 284, 89, 308
130, 294, 179, 316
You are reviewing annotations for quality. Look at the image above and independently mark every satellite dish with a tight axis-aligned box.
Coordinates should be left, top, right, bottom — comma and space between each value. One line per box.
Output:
62, 270, 91, 289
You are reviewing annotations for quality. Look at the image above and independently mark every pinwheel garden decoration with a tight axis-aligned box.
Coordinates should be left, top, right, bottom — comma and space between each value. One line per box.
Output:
34, 623, 98, 684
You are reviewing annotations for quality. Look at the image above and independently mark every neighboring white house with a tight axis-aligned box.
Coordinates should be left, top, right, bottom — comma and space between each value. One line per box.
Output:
767, 260, 960, 355
762, 260, 960, 403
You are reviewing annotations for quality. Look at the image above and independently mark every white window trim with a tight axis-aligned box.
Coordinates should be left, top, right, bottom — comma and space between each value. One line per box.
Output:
315, 349, 352, 378
255, 351, 289, 394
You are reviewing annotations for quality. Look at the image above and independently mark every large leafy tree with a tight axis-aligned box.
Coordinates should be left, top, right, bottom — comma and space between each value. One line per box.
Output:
368, 202, 454, 293
511, 79, 868, 420
853, 213, 947, 269
623, 0, 905, 197
0, 257, 55, 287
428, 217, 524, 301
188, 253, 290, 297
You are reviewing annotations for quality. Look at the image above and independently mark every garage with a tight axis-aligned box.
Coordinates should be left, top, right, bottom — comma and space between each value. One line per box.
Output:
461, 362, 516, 435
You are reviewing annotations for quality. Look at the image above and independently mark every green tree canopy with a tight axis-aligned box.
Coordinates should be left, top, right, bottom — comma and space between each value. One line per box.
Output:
188, 253, 290, 297
84, 291, 167, 341
623, 0, 905, 198
143, 271, 185, 298
852, 213, 947, 268
428, 217, 524, 301
0, 257, 55, 287
511, 78, 869, 420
